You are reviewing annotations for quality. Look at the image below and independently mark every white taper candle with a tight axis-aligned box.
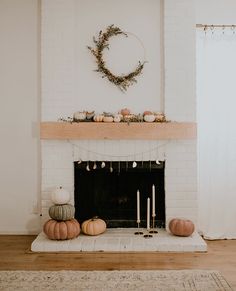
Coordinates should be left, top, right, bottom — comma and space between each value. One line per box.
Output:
147, 197, 150, 230
137, 190, 140, 223
152, 185, 156, 217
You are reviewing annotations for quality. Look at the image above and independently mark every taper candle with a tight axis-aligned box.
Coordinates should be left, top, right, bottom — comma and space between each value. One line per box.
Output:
137, 190, 140, 223
152, 185, 156, 217
147, 197, 150, 230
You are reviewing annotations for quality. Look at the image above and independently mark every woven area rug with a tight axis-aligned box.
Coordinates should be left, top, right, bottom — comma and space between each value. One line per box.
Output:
0, 270, 232, 291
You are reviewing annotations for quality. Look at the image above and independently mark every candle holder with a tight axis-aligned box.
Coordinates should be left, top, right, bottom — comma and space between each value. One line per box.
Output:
134, 221, 143, 235
149, 215, 158, 234
144, 233, 153, 239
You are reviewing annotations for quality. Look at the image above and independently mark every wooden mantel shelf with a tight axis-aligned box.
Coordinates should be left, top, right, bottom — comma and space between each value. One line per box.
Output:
40, 122, 197, 140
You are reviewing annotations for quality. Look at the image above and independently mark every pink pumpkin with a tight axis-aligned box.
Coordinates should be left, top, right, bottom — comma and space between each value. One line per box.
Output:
43, 219, 80, 240
169, 218, 194, 237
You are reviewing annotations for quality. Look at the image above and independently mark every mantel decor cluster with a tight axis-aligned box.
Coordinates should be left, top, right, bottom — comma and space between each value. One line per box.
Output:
60, 108, 166, 124
88, 25, 146, 91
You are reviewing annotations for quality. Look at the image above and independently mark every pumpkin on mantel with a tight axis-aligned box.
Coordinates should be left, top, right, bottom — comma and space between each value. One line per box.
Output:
169, 218, 195, 237
43, 219, 80, 240
82, 217, 106, 236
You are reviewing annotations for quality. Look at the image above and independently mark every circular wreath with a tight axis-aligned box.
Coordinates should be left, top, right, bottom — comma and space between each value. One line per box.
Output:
87, 25, 146, 92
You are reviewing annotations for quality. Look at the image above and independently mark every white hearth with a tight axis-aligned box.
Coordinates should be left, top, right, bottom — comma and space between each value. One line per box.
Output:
32, 229, 206, 252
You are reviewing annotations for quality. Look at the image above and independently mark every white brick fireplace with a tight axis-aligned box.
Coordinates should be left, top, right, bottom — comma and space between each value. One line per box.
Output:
40, 0, 198, 231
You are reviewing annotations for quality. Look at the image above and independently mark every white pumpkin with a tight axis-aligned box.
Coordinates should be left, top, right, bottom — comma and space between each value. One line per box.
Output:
144, 114, 155, 122
51, 187, 70, 205
113, 114, 121, 123
103, 116, 114, 122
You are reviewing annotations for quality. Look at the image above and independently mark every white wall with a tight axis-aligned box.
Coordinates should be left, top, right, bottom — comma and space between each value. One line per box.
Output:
196, 0, 236, 24
0, 0, 40, 234
42, 0, 162, 120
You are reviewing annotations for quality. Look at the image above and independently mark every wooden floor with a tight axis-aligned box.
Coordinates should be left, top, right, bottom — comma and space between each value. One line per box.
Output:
0, 236, 236, 289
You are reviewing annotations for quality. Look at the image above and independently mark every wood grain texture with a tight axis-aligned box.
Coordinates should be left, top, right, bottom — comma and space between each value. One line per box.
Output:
0, 236, 235, 289
40, 122, 197, 140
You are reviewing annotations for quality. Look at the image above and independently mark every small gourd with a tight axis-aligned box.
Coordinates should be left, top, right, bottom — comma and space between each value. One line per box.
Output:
51, 187, 70, 205
113, 114, 121, 123
143, 110, 153, 116
86, 111, 95, 120
43, 219, 80, 240
49, 204, 75, 221
103, 116, 114, 122
73, 111, 86, 121
169, 218, 195, 237
120, 108, 130, 116
93, 114, 104, 122
155, 112, 166, 122
82, 217, 106, 236
144, 114, 155, 122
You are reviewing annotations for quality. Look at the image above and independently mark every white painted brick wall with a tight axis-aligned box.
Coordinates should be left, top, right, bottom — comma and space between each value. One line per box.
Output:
164, 0, 196, 122
41, 0, 197, 229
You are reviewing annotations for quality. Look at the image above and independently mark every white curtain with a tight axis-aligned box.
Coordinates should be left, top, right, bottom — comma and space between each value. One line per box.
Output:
197, 28, 236, 239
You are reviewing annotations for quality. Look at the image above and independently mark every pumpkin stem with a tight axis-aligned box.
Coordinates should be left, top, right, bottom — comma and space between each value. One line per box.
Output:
92, 216, 99, 221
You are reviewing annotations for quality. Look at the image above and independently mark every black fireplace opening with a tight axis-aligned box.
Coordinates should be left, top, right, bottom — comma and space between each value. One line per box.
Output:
74, 161, 165, 228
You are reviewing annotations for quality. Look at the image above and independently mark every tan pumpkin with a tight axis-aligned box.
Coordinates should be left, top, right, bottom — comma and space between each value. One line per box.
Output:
43, 219, 80, 240
93, 114, 104, 122
103, 116, 113, 123
169, 218, 195, 237
82, 217, 106, 236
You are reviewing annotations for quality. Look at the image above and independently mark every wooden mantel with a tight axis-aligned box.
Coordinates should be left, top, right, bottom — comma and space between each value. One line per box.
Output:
40, 122, 197, 140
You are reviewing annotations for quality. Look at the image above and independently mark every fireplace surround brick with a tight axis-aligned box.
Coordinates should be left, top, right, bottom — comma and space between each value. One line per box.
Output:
41, 0, 197, 230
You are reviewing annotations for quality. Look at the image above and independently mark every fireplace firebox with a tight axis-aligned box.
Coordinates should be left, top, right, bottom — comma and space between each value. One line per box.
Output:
74, 161, 165, 228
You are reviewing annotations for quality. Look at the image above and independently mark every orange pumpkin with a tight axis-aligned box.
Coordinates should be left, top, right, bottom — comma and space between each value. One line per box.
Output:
143, 110, 153, 115
169, 218, 195, 237
43, 219, 80, 240
82, 217, 106, 236
120, 108, 130, 116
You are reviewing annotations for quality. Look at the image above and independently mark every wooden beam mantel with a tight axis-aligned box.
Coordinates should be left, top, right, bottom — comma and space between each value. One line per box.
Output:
40, 122, 197, 140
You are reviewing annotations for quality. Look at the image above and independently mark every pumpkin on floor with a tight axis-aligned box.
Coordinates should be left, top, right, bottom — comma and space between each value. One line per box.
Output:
49, 204, 75, 221
169, 218, 195, 237
82, 217, 106, 236
43, 219, 80, 240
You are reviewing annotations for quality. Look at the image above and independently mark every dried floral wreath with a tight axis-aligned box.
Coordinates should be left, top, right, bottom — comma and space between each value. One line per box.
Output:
87, 25, 146, 92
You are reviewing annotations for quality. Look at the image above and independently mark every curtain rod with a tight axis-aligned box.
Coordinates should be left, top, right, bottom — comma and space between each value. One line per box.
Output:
196, 24, 236, 28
